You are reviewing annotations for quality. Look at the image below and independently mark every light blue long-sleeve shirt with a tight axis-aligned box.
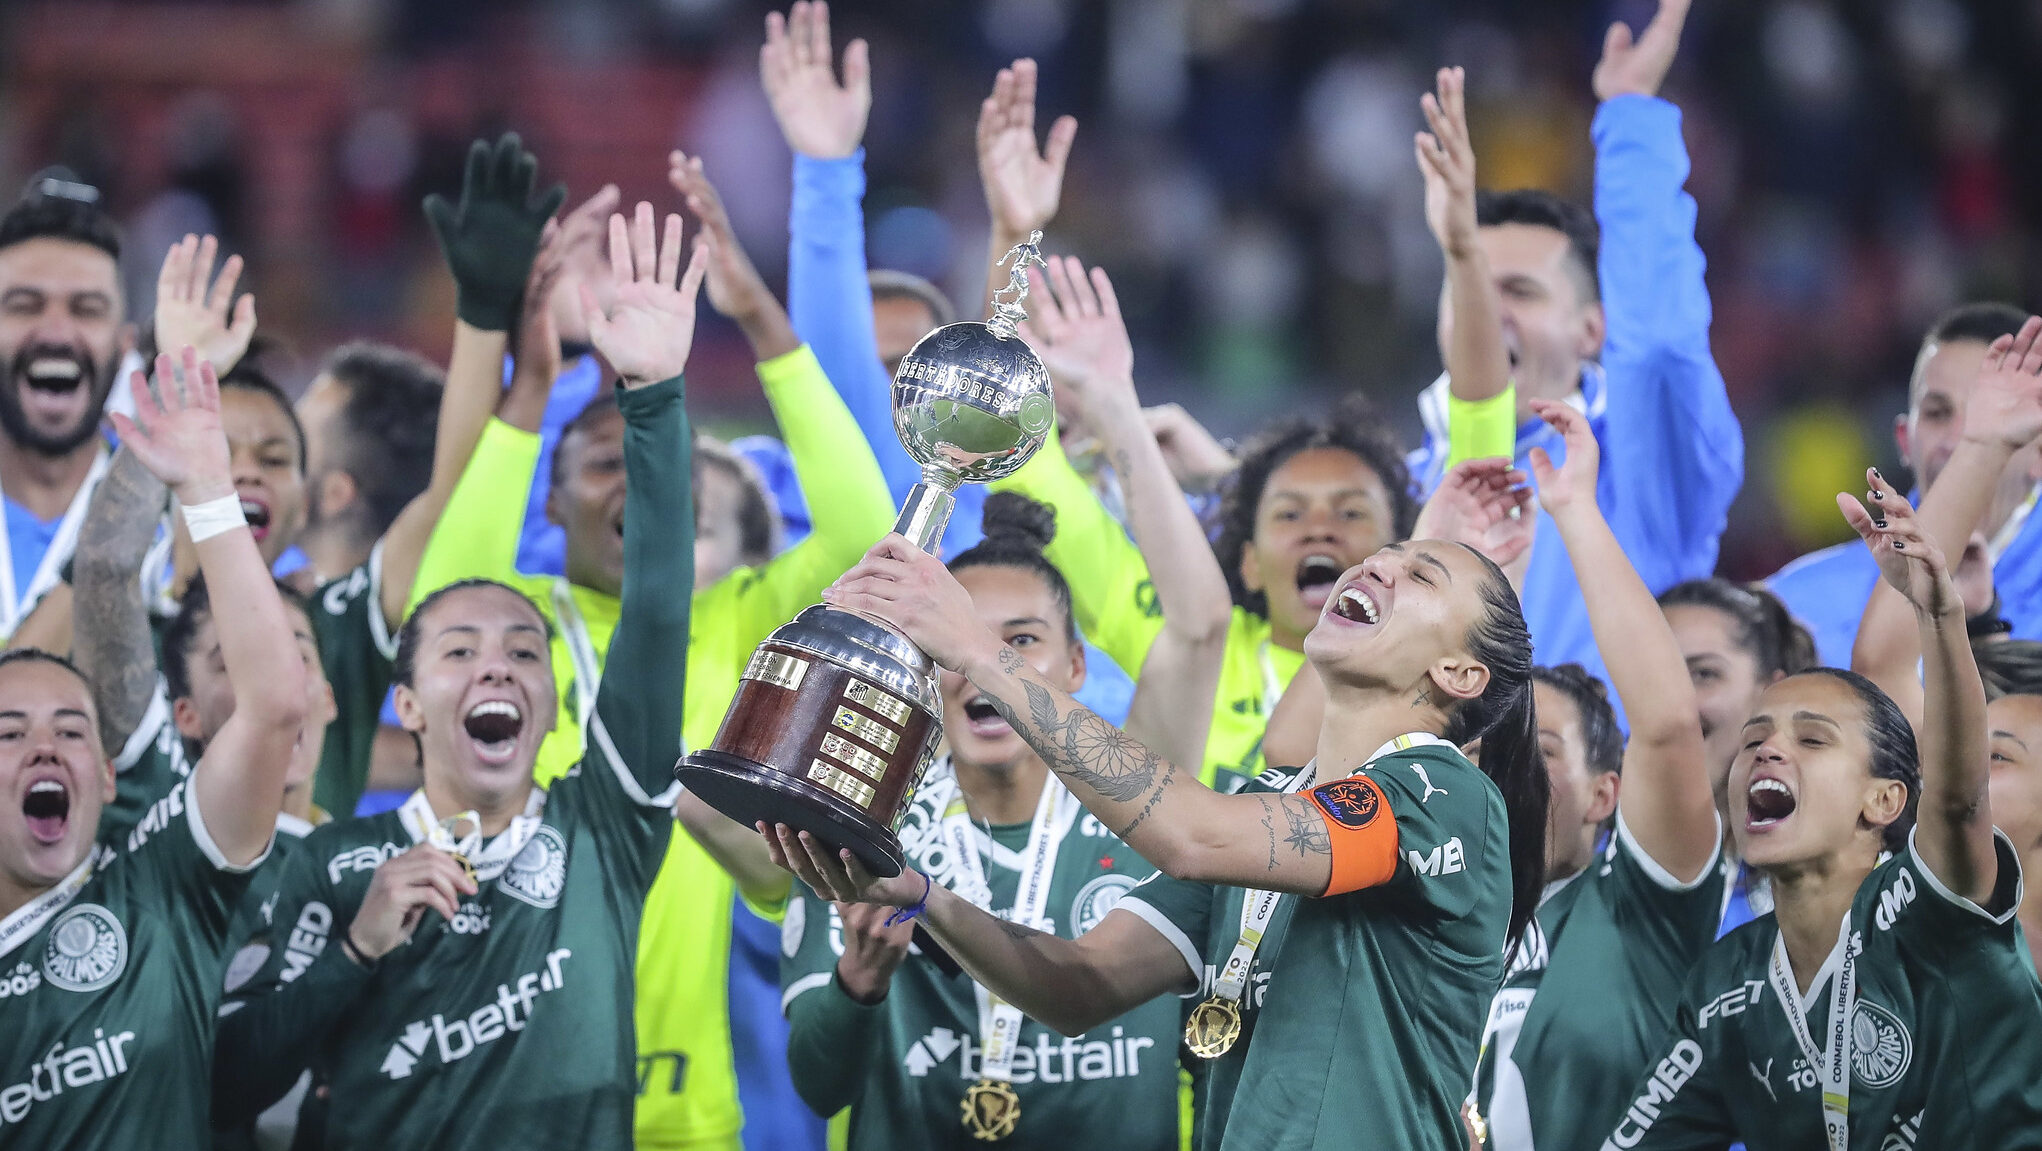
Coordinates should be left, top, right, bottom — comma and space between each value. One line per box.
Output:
1408, 95, 1745, 690
1769, 491, 2042, 667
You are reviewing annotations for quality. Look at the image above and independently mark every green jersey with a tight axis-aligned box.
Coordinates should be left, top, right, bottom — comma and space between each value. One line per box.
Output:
102, 543, 395, 832
212, 814, 323, 1151
1117, 736, 1511, 1151
1473, 813, 1726, 1151
305, 544, 401, 818
213, 374, 694, 1151
0, 778, 258, 1148
781, 759, 1179, 1150
1604, 829, 2042, 1150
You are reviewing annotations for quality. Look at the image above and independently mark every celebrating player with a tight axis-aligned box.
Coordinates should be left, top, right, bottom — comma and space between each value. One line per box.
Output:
0, 345, 309, 1147
1604, 452, 2042, 1147
212, 201, 700, 1150
773, 523, 1550, 1149
1467, 400, 1723, 1150
781, 494, 1190, 1147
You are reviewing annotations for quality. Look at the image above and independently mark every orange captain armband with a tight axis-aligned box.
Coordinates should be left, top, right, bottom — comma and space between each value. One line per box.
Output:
1308, 776, 1400, 896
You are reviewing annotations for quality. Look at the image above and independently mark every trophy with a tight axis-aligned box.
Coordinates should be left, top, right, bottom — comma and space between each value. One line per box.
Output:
676, 234, 1055, 876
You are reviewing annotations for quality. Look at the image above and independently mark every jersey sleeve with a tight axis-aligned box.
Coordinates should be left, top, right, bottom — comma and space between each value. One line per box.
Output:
213, 834, 376, 1127
118, 776, 265, 944
990, 429, 1165, 677
101, 681, 189, 843
1881, 826, 2025, 953
406, 417, 539, 616
1601, 808, 1728, 960
714, 345, 895, 656
1597, 990, 1734, 1151
1364, 748, 1499, 919
779, 895, 881, 1118
569, 375, 690, 891
1112, 866, 1216, 989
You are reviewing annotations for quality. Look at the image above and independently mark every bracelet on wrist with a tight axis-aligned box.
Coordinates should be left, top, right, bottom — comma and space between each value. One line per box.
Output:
178, 492, 247, 543
883, 870, 934, 928
339, 933, 380, 972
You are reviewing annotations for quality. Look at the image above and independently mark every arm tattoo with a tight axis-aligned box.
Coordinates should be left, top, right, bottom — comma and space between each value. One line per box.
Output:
72, 451, 170, 751
1259, 796, 1279, 871
1281, 798, 1330, 859
995, 917, 1044, 943
996, 645, 1025, 676
986, 678, 1180, 839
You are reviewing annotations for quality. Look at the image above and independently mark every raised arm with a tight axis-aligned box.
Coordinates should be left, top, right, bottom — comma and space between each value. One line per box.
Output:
765, 828, 1192, 1036
70, 451, 166, 752
830, 538, 1342, 894
1530, 398, 1716, 881
112, 349, 306, 865
1839, 467, 1996, 903
1023, 256, 1229, 770
764, 2, 925, 499
977, 58, 1075, 307
379, 133, 566, 628
1853, 317, 2042, 720
577, 201, 704, 797
1419, 67, 1515, 441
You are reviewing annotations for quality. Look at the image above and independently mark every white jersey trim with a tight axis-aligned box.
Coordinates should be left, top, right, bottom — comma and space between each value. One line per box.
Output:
587, 712, 683, 810
1114, 895, 1202, 994
781, 971, 833, 1016
1613, 807, 1724, 893
364, 540, 399, 663
1907, 825, 2022, 926
113, 681, 175, 773
186, 781, 274, 875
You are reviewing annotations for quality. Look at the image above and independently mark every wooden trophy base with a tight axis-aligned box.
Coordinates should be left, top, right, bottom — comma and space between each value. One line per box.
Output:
678, 748, 909, 877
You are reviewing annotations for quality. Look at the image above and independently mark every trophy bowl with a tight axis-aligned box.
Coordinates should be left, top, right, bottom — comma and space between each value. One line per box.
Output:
677, 235, 1055, 877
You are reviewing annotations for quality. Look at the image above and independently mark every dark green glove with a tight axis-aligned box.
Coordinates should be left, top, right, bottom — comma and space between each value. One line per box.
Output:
423, 133, 567, 332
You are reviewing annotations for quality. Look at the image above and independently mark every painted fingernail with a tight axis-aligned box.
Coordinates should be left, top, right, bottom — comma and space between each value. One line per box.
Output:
1873, 516, 1887, 528
1893, 541, 1906, 550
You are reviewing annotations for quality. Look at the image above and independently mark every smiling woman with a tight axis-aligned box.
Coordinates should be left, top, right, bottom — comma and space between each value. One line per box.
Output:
776, 529, 1547, 1151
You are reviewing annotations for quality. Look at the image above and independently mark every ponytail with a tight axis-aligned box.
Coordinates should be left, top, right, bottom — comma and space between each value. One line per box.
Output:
1443, 546, 1548, 961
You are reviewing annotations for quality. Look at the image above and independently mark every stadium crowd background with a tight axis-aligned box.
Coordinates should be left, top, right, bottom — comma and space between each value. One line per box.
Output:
5, 0, 2040, 578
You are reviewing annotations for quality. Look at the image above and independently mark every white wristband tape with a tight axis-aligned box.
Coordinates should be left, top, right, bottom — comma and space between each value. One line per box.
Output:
179, 493, 248, 543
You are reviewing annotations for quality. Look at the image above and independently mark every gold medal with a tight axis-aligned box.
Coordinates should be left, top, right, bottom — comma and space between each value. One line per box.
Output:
1466, 1104, 1489, 1147
961, 1078, 1021, 1141
1183, 996, 1243, 1059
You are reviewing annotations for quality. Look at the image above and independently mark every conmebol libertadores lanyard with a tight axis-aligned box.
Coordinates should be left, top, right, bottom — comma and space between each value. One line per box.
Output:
398, 789, 546, 883
935, 771, 1069, 1141
1184, 732, 1449, 1060
550, 579, 603, 736
1766, 916, 1856, 1151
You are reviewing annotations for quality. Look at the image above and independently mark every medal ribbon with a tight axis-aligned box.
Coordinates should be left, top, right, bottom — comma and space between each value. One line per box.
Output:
0, 848, 100, 961
398, 789, 547, 881
549, 579, 603, 736
1209, 762, 1318, 1013
940, 775, 1070, 1085
1766, 916, 1856, 1151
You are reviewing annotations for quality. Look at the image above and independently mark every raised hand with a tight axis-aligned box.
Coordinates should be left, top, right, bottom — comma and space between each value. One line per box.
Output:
668, 152, 779, 326
424, 133, 568, 332
109, 347, 233, 504
578, 202, 710, 388
1144, 403, 1236, 493
154, 234, 255, 372
346, 845, 478, 960
832, 902, 917, 1003
761, 1, 871, 160
978, 59, 1077, 241
1959, 316, 2042, 451
1413, 458, 1534, 568
1592, 0, 1693, 102
823, 534, 1001, 673
1840, 467, 1959, 620
509, 219, 567, 400
761, 823, 928, 908
1527, 398, 1602, 519
1021, 255, 1134, 424
1416, 66, 1478, 260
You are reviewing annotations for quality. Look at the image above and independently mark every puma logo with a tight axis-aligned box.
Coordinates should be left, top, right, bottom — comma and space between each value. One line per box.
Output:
1749, 1058, 1776, 1103
1411, 763, 1447, 804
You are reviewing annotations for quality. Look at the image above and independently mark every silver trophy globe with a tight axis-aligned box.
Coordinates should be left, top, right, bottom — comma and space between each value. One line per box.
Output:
676, 233, 1055, 875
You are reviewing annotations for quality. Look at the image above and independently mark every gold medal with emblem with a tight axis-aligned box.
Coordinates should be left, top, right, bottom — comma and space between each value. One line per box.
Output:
1183, 995, 1244, 1059
961, 1077, 1021, 1141
430, 812, 482, 885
